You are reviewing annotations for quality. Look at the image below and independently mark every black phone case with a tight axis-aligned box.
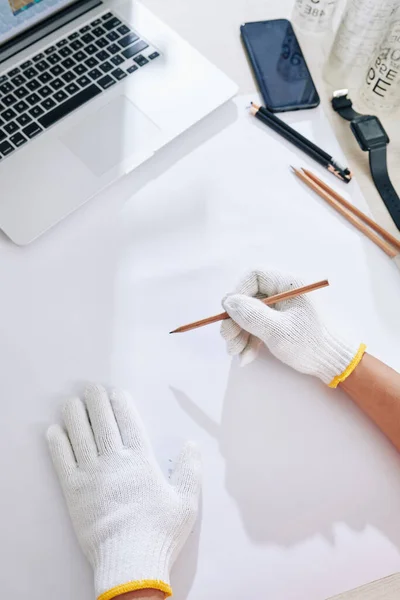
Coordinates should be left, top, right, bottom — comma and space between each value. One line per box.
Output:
240, 20, 320, 113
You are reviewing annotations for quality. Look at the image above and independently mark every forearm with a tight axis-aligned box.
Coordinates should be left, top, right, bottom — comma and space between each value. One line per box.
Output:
114, 590, 165, 600
340, 353, 400, 451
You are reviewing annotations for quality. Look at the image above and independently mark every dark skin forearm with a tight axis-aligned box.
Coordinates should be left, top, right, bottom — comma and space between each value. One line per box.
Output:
340, 353, 400, 452
114, 591, 164, 600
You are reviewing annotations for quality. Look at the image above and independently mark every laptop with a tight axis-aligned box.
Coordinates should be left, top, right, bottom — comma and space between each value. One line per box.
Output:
0, 0, 237, 244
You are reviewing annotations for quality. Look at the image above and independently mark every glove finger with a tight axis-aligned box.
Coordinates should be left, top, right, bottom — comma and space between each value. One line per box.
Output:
47, 424, 76, 479
223, 293, 282, 339
85, 384, 123, 454
62, 396, 98, 466
110, 388, 151, 452
220, 317, 242, 342
225, 329, 250, 356
233, 270, 305, 300
239, 334, 262, 366
170, 441, 202, 508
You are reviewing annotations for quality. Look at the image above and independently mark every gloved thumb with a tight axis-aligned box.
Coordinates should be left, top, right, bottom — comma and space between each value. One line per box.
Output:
170, 441, 202, 506
223, 293, 280, 339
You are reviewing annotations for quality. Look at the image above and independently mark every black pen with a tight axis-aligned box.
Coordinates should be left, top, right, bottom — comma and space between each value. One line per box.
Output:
250, 103, 352, 183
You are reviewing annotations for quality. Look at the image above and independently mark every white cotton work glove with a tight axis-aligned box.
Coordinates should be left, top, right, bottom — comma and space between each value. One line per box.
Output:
47, 384, 201, 600
221, 270, 366, 388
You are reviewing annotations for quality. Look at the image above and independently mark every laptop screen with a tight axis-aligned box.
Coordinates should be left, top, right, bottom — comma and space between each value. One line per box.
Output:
0, 0, 77, 46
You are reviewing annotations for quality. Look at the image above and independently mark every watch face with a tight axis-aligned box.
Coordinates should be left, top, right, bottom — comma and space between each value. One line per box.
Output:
351, 116, 389, 150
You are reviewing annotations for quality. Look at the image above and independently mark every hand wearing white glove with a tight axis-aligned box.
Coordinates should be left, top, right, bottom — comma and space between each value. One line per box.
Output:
47, 384, 201, 600
221, 269, 366, 388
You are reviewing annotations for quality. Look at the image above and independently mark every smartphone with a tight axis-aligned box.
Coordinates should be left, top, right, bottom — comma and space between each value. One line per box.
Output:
240, 19, 320, 112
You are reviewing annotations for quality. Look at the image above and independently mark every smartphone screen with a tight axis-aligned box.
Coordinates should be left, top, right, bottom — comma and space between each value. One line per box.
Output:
241, 19, 320, 112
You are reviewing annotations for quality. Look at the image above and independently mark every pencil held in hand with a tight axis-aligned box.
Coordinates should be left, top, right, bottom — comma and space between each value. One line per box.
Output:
170, 279, 329, 334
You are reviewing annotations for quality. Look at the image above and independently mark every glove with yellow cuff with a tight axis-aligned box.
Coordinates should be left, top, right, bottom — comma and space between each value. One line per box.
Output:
221, 269, 366, 388
47, 384, 201, 600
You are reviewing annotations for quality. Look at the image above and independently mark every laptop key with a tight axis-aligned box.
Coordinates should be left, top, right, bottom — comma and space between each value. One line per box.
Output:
0, 82, 14, 94
117, 25, 130, 35
74, 64, 87, 75
106, 31, 119, 42
38, 85, 53, 98
108, 43, 120, 55
71, 40, 84, 51
50, 65, 64, 77
111, 68, 127, 81
15, 100, 29, 113
26, 79, 41, 91
122, 41, 148, 60
65, 82, 80, 95
68, 32, 79, 41
8, 68, 20, 78
38, 72, 53, 84
79, 25, 90, 34
16, 113, 32, 126
96, 50, 109, 62
0, 129, 6, 141
29, 105, 44, 118
127, 64, 138, 74
24, 68, 39, 79
77, 75, 91, 87
100, 61, 113, 73
73, 51, 87, 62
20, 60, 32, 69
111, 55, 124, 66
62, 71, 76, 83
0, 75, 7, 85
96, 37, 109, 49
3, 94, 17, 107
59, 47, 72, 58
134, 54, 149, 67
88, 68, 102, 80
44, 46, 56, 55
4, 121, 18, 134
23, 122, 43, 138
47, 54, 60, 65
14, 86, 29, 98
38, 83, 101, 128
33, 53, 45, 63
0, 140, 14, 155
36, 60, 50, 72
61, 58, 75, 70
102, 12, 113, 20
93, 27, 106, 37
82, 33, 95, 44
85, 57, 99, 68
92, 19, 102, 27
103, 17, 121, 31
2, 109, 17, 121
86, 44, 98, 55
26, 93, 41, 105
42, 98, 56, 110
10, 132, 27, 147
98, 74, 115, 89
11, 75, 27, 87
149, 52, 160, 60
50, 78, 64, 91
119, 32, 139, 48
54, 90, 68, 103
56, 39, 68, 48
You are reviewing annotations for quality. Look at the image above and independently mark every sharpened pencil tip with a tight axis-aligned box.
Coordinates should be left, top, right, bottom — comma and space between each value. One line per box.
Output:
289, 165, 297, 172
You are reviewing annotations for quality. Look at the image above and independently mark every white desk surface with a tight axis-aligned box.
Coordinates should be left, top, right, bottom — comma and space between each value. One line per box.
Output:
1, 2, 400, 600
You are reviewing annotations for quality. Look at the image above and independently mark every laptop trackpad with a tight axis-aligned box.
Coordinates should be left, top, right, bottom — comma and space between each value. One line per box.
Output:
61, 95, 161, 176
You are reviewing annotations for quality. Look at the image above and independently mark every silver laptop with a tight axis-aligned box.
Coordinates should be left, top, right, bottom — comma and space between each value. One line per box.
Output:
0, 0, 237, 244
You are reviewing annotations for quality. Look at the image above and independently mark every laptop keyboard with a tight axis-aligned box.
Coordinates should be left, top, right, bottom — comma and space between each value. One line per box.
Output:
0, 12, 160, 162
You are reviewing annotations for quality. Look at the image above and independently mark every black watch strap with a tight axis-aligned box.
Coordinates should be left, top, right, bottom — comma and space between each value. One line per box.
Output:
331, 93, 361, 121
369, 146, 400, 229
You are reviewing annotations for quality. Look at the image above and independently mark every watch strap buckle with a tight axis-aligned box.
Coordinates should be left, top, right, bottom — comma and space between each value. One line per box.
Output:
332, 89, 353, 111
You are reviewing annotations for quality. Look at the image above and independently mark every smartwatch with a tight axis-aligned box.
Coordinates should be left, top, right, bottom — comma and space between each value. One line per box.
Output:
331, 89, 400, 231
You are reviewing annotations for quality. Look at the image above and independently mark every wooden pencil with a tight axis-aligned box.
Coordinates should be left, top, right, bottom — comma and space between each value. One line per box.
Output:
291, 167, 398, 258
301, 168, 400, 253
170, 279, 329, 334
